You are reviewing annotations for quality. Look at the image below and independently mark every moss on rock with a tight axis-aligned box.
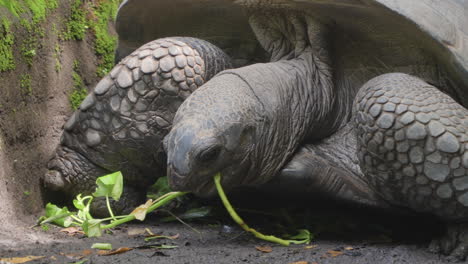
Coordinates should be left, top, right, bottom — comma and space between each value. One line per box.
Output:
0, 18, 15, 71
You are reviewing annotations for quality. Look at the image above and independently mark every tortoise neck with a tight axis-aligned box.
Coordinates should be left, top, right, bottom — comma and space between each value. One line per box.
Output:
224, 50, 336, 185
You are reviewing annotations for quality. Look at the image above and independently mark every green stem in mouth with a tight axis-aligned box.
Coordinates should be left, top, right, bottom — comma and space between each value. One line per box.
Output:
214, 173, 294, 246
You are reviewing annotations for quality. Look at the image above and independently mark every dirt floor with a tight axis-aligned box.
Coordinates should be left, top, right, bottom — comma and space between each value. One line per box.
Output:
0, 204, 456, 264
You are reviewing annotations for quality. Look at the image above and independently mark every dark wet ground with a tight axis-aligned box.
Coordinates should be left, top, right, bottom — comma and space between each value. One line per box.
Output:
0, 196, 458, 264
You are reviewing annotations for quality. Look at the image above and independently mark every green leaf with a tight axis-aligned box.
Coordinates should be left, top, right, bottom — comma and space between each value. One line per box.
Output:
73, 194, 86, 210
93, 171, 123, 201
41, 203, 73, 227
286, 229, 313, 245
147, 176, 172, 199
91, 243, 112, 250
73, 194, 93, 220
82, 219, 103, 237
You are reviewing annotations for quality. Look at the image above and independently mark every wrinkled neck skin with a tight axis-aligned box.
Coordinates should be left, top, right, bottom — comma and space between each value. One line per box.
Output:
235, 52, 335, 186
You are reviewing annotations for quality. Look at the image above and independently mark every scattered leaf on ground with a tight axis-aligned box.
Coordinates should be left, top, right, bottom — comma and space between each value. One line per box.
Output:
326, 250, 344, 257
127, 227, 148, 236
156, 245, 178, 249
60, 227, 85, 236
91, 243, 112, 250
97, 247, 133, 256
304, 245, 318, 250
345, 246, 354, 250
145, 228, 154, 236
136, 244, 178, 250
145, 233, 179, 241
289, 261, 308, 264
0, 256, 45, 263
60, 250, 92, 260
255, 246, 273, 253
50, 256, 57, 261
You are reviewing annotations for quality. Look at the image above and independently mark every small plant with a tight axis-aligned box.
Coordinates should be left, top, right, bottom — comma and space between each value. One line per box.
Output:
53, 43, 62, 72
69, 88, 87, 110
20, 73, 32, 95
73, 59, 80, 71
0, 18, 15, 72
62, 0, 87, 41
20, 35, 38, 66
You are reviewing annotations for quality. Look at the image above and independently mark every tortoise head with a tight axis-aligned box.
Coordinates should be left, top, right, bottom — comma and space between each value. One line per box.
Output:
164, 73, 262, 196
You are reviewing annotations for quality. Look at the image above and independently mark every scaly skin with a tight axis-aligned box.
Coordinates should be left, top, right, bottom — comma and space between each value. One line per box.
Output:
278, 73, 468, 259
354, 73, 468, 259
355, 73, 468, 220
44, 37, 231, 216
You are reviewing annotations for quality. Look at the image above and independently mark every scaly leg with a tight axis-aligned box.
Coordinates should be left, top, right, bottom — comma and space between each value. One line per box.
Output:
354, 73, 468, 259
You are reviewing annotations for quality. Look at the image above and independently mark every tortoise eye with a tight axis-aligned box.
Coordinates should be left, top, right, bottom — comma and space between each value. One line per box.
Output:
197, 146, 222, 163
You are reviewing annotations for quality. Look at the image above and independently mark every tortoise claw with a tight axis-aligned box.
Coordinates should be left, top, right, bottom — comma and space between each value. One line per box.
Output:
43, 170, 66, 191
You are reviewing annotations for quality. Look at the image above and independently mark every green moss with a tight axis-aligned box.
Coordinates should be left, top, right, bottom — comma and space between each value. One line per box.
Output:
0, 18, 15, 71
0, 0, 58, 22
60, 0, 120, 76
88, 0, 120, 77
62, 0, 87, 41
20, 35, 37, 66
69, 88, 87, 110
73, 59, 80, 71
0, 0, 58, 71
20, 73, 31, 95
0, 0, 25, 18
69, 71, 87, 110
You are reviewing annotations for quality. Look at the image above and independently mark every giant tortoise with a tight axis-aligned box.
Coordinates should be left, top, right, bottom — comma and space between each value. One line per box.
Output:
44, 0, 468, 259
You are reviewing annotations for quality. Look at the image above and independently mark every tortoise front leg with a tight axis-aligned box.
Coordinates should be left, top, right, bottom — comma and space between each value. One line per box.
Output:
354, 73, 468, 259
265, 124, 387, 208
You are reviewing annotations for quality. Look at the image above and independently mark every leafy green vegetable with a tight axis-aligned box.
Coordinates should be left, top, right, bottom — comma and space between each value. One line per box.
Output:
39, 172, 187, 238
42, 203, 73, 227
147, 176, 172, 200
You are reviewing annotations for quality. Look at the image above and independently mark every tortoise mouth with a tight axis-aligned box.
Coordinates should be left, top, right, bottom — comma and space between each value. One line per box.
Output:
167, 165, 215, 196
